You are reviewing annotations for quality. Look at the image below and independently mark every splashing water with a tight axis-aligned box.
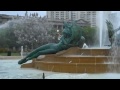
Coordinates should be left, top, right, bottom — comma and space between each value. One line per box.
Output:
108, 11, 120, 72
99, 11, 103, 47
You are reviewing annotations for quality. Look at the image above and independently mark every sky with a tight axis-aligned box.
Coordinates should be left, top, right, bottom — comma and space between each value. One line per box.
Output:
0, 11, 46, 17
0, 11, 116, 17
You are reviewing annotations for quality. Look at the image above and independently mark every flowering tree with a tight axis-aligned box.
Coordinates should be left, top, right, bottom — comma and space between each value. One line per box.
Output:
8, 16, 54, 50
0, 15, 54, 51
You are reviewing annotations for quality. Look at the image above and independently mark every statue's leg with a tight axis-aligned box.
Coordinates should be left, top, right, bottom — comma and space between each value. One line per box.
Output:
18, 49, 57, 64
27, 49, 57, 60
25, 44, 52, 58
18, 43, 54, 64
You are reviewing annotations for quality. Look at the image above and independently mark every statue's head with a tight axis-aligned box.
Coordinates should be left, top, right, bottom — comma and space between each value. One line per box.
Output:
62, 22, 72, 38
62, 21, 83, 41
63, 22, 73, 30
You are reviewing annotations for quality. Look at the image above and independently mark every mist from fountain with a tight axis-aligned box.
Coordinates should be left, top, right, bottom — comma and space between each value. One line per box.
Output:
0, 21, 10, 29
99, 11, 111, 48
21, 46, 23, 59
99, 11, 103, 47
108, 11, 120, 72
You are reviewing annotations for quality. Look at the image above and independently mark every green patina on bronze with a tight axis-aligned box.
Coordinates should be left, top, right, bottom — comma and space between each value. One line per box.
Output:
18, 21, 85, 64
106, 20, 120, 46
106, 20, 115, 46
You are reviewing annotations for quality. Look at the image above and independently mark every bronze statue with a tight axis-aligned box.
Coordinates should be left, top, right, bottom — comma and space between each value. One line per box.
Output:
106, 20, 120, 46
18, 21, 85, 64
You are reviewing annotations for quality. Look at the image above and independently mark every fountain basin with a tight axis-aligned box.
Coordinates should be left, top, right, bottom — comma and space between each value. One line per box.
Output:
21, 47, 117, 73
21, 60, 120, 73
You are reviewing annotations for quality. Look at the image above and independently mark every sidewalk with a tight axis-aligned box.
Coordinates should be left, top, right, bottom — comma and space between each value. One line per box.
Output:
0, 56, 22, 59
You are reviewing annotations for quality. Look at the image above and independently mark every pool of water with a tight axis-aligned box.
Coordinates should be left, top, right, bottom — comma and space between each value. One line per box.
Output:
85, 46, 111, 49
0, 59, 120, 79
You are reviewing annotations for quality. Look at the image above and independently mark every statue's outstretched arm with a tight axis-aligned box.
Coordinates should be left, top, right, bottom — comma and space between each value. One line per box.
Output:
24, 49, 57, 60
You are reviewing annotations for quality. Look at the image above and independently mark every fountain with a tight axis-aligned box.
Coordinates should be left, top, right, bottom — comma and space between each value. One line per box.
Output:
17, 11, 120, 73
21, 47, 110, 73
0, 12, 120, 79
99, 11, 103, 47
107, 11, 120, 73
20, 14, 113, 73
99, 11, 111, 47
1, 11, 120, 79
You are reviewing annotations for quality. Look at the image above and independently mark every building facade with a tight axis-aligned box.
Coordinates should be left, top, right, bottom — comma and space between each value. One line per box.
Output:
47, 11, 98, 27
0, 14, 13, 25
0, 14, 21, 25
76, 11, 97, 27
48, 19, 90, 31
47, 11, 72, 20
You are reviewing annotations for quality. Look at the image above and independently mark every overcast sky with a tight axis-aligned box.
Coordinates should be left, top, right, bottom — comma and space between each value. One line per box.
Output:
0, 11, 116, 17
0, 11, 46, 17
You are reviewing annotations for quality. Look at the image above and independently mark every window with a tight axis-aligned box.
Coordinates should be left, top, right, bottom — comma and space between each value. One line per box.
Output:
92, 11, 96, 13
55, 18, 59, 19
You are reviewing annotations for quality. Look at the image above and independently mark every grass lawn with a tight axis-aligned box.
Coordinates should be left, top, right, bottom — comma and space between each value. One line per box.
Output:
0, 53, 20, 56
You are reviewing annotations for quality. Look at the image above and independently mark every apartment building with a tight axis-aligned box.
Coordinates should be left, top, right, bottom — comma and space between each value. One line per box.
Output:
47, 11, 72, 20
47, 11, 98, 27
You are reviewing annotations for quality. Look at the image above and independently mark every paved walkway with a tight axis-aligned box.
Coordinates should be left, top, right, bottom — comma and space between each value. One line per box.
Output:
0, 56, 21, 59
